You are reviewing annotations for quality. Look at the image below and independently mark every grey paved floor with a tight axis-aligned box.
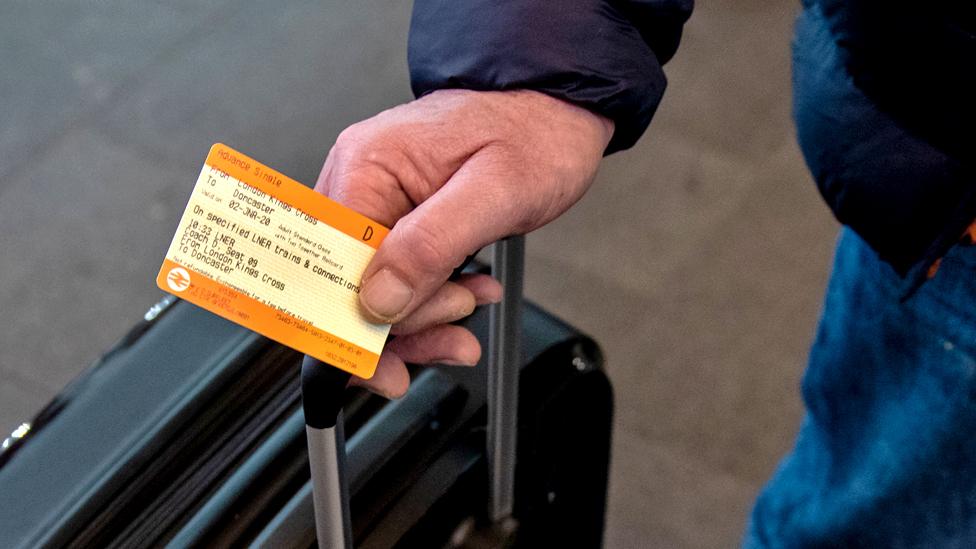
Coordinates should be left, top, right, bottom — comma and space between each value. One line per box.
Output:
0, 1, 837, 547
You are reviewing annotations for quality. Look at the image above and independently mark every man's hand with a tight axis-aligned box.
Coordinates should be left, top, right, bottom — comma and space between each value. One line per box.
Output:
315, 89, 613, 398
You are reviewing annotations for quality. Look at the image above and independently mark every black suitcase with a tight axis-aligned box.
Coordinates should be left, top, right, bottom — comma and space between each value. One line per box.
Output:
0, 241, 614, 548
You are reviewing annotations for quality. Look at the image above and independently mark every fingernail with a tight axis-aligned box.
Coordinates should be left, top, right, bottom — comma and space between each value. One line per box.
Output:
373, 388, 398, 400
436, 357, 478, 367
476, 281, 504, 306
476, 293, 503, 306
348, 377, 399, 400
361, 268, 413, 321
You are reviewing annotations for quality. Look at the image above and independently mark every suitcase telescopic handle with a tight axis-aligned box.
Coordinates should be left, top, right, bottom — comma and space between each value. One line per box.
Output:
487, 235, 525, 524
302, 235, 525, 548
301, 357, 353, 549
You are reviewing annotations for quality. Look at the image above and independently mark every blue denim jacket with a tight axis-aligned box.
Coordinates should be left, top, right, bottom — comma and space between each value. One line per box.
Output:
747, 227, 976, 547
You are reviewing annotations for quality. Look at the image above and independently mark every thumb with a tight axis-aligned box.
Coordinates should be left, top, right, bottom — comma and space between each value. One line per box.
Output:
358, 156, 519, 323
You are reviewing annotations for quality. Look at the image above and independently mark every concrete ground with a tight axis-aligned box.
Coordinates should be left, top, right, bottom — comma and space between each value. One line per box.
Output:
0, 1, 837, 547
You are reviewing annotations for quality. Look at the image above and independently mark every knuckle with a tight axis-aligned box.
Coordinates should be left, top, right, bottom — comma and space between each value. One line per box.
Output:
333, 190, 375, 216
333, 123, 369, 157
394, 218, 457, 276
333, 123, 409, 181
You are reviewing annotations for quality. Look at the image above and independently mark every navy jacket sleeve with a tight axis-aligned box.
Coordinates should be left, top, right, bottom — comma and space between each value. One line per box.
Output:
408, 0, 693, 154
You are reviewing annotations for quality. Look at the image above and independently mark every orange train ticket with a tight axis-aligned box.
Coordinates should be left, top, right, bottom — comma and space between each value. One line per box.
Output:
156, 143, 390, 377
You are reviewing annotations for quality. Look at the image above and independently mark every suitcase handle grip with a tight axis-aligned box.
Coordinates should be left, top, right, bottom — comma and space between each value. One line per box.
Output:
301, 357, 351, 430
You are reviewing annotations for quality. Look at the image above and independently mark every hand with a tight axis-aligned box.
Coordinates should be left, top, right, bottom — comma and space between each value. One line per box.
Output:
315, 89, 613, 398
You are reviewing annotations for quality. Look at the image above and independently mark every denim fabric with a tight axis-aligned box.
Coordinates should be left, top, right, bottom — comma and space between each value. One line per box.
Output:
745, 228, 976, 548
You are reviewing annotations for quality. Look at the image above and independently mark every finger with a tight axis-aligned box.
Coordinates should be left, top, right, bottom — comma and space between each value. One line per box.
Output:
391, 281, 476, 336
390, 274, 501, 336
314, 141, 415, 227
387, 324, 482, 366
454, 273, 504, 305
358, 153, 521, 323
314, 95, 491, 226
348, 350, 410, 400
